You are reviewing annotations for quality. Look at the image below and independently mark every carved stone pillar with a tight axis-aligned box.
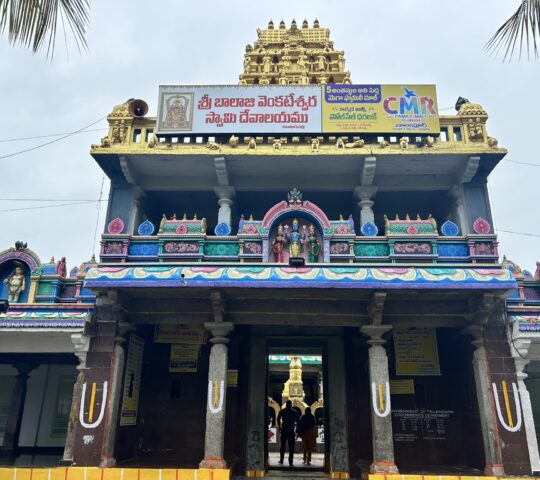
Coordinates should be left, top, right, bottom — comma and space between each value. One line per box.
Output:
467, 324, 505, 476
510, 335, 540, 472
0, 363, 34, 458
354, 186, 377, 227
214, 186, 235, 231
450, 185, 468, 235
245, 336, 266, 476
327, 336, 350, 476
100, 321, 132, 467
70, 290, 130, 467
218, 197, 233, 226
361, 325, 398, 473
200, 322, 234, 468
127, 186, 145, 235
62, 333, 91, 464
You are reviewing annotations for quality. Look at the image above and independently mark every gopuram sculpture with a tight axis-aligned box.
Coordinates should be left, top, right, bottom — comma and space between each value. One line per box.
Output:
238, 19, 350, 86
285, 219, 305, 258
272, 224, 287, 263
3, 264, 26, 303
306, 224, 321, 263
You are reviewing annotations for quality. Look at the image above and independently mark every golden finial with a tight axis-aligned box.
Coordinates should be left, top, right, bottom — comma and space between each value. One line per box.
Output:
313, 19, 320, 28
268, 19, 274, 29
291, 19, 297, 29
249, 213, 254, 221
395, 214, 400, 220
416, 213, 421, 220
172, 213, 177, 220
279, 20, 286, 29
339, 213, 344, 221
406, 213, 410, 220
183, 213, 187, 220
302, 19, 308, 29
194, 213, 198, 220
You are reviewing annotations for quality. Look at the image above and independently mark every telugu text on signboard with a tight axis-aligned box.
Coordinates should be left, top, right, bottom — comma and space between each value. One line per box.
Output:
120, 335, 144, 426
156, 84, 440, 135
394, 326, 441, 376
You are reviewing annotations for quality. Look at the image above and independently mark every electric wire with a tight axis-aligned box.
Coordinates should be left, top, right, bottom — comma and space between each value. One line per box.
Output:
0, 128, 107, 143
0, 198, 107, 202
92, 175, 106, 257
0, 201, 100, 213
497, 229, 540, 238
0, 117, 107, 159
503, 159, 540, 167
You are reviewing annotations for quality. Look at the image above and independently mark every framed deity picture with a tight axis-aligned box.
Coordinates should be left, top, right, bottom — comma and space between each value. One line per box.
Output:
157, 91, 195, 132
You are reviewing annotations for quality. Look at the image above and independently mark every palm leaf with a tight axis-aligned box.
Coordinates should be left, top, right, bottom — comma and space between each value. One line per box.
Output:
0, 0, 89, 57
485, 0, 540, 61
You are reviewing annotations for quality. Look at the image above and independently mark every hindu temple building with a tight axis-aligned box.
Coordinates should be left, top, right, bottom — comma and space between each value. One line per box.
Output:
1, 19, 538, 480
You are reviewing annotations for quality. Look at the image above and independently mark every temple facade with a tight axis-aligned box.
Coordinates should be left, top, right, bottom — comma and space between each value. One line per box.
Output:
1, 19, 539, 480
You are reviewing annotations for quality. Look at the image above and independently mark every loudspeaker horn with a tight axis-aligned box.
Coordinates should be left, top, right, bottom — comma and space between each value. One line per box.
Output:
127, 99, 149, 117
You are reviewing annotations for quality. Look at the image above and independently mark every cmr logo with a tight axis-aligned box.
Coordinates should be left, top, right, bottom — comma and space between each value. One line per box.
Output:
383, 87, 436, 116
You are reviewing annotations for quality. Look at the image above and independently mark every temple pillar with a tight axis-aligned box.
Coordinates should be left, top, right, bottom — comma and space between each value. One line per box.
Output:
127, 186, 144, 235
70, 290, 130, 467
510, 336, 540, 472
450, 185, 469, 235
354, 186, 377, 227
467, 324, 505, 476
214, 186, 235, 230
0, 362, 35, 459
200, 322, 234, 469
100, 321, 132, 467
62, 333, 91, 464
361, 325, 398, 473
327, 336, 350, 477
245, 336, 266, 476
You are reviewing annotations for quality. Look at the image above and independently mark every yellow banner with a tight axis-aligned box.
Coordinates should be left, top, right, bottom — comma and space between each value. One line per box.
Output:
120, 335, 144, 426
322, 84, 439, 134
169, 344, 200, 372
390, 379, 415, 395
394, 326, 440, 376
227, 369, 238, 387
154, 324, 207, 344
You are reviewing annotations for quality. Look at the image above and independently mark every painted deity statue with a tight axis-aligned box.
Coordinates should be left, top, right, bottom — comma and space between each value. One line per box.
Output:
3, 265, 25, 303
285, 219, 305, 258
166, 98, 187, 129
306, 224, 321, 263
55, 257, 67, 277
272, 224, 287, 263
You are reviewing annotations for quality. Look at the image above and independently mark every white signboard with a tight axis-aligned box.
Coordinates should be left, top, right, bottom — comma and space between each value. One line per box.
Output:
157, 85, 322, 134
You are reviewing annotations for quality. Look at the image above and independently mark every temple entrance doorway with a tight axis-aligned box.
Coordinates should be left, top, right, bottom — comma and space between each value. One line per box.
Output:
266, 348, 328, 472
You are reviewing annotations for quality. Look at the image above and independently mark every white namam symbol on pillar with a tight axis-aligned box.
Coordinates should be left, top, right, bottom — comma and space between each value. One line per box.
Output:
371, 381, 391, 417
492, 381, 522, 432
79, 381, 108, 429
208, 380, 224, 414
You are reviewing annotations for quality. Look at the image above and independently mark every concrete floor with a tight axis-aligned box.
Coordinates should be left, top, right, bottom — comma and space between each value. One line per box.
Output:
268, 452, 325, 469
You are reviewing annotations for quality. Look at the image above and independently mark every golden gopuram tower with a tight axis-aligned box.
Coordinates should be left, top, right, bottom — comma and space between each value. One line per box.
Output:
239, 19, 351, 86
282, 356, 305, 405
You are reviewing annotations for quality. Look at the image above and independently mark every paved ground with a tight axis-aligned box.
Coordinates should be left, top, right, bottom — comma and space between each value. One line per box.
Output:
268, 452, 325, 470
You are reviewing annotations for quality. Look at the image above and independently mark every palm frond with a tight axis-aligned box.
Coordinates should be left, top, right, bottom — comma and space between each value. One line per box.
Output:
0, 0, 89, 57
485, 0, 540, 61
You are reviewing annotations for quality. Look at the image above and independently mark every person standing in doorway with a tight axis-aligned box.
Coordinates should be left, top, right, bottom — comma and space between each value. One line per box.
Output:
298, 407, 316, 465
277, 400, 299, 466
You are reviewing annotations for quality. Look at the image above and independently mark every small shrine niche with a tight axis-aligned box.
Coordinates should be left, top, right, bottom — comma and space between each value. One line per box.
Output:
269, 217, 323, 264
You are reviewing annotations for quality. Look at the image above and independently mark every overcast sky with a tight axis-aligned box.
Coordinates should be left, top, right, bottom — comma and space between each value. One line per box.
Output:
0, 0, 538, 273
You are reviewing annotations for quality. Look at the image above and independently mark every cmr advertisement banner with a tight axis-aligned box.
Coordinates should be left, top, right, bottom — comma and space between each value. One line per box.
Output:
156, 84, 439, 135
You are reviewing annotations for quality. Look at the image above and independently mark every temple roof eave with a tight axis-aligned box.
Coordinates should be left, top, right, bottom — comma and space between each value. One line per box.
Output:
84, 264, 516, 292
